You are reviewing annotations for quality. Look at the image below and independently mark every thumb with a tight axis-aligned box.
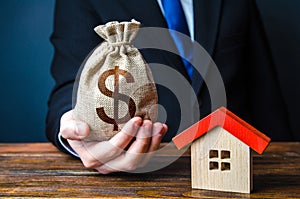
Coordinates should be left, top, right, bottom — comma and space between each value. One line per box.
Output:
60, 120, 90, 140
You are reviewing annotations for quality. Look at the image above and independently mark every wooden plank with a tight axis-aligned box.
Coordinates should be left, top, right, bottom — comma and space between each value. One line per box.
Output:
0, 143, 58, 153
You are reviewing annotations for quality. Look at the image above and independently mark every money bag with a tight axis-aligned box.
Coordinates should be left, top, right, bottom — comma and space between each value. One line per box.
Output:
74, 20, 158, 141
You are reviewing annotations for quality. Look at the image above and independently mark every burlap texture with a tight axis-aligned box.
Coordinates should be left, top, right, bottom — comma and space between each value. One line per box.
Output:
74, 20, 158, 141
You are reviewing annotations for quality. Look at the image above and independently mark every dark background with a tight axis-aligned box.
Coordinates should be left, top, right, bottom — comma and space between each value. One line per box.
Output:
0, 0, 299, 142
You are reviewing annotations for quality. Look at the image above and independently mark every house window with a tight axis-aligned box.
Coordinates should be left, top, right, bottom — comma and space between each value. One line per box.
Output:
221, 150, 230, 159
209, 150, 218, 158
209, 149, 231, 171
221, 162, 230, 171
209, 161, 219, 170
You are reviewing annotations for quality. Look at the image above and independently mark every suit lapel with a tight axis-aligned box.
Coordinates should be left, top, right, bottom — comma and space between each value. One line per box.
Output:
117, 0, 165, 27
192, 0, 223, 95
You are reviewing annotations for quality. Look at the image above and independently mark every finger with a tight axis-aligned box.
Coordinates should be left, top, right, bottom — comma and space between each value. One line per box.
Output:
126, 119, 152, 154
139, 123, 168, 167
60, 110, 74, 122
96, 120, 153, 173
109, 117, 142, 149
60, 110, 90, 140
149, 123, 168, 152
60, 119, 90, 140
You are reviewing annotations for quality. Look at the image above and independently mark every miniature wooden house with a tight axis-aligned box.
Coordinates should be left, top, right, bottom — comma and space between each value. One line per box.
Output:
172, 107, 271, 193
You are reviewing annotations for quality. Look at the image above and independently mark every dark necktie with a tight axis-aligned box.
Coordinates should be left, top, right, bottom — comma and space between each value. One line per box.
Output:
161, 0, 193, 80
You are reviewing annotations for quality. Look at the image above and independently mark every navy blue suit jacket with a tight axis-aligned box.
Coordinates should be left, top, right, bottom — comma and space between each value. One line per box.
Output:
46, 0, 297, 153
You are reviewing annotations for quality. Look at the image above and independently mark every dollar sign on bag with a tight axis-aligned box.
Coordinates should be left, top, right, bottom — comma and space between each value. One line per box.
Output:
96, 66, 136, 130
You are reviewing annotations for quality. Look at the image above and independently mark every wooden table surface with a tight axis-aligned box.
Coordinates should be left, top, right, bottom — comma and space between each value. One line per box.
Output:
0, 142, 299, 198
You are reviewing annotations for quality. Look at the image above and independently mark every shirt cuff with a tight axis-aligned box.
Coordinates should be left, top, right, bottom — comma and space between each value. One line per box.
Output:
58, 132, 80, 158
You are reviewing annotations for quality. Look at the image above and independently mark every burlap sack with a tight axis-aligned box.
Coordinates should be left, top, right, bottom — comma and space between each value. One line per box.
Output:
74, 20, 158, 141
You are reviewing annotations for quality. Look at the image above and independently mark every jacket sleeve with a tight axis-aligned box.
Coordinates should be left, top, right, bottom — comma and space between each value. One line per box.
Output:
46, 0, 103, 152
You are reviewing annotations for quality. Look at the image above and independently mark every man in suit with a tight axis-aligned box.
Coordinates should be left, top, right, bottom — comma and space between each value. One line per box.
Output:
46, 0, 296, 174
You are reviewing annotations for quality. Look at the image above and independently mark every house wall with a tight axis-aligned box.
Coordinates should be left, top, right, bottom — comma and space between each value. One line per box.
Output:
191, 126, 252, 193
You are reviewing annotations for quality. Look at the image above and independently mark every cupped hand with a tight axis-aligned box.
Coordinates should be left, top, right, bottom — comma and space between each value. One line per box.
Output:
60, 110, 168, 174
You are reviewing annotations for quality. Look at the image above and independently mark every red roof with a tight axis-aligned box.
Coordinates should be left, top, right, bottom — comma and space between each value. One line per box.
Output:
172, 107, 271, 154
